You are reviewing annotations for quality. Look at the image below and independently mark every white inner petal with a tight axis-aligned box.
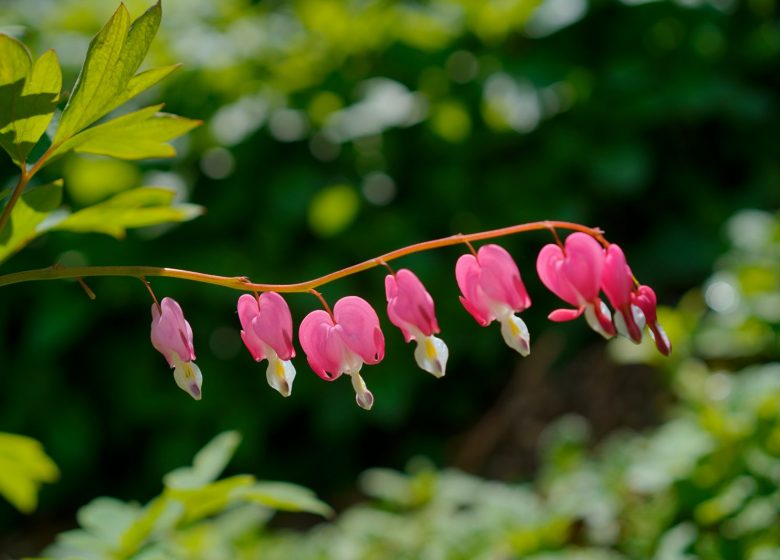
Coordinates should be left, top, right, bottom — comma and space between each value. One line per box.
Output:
413, 335, 448, 378
499, 313, 531, 356
266, 356, 296, 397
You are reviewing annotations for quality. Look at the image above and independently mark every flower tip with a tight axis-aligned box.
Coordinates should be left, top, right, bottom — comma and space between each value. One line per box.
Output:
500, 314, 531, 357
266, 358, 296, 397
350, 372, 374, 410
413, 336, 448, 378
173, 359, 203, 401
356, 389, 374, 410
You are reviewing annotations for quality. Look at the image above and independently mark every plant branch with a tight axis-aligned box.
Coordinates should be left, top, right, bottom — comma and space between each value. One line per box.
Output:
0, 220, 609, 293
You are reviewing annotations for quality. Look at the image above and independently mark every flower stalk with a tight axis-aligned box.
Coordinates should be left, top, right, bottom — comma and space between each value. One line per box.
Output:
0, 221, 607, 293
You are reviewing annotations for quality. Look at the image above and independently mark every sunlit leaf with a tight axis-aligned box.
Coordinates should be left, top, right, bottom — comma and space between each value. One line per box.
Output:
0, 180, 63, 264
52, 104, 201, 160
164, 431, 242, 490
118, 498, 183, 556
166, 475, 256, 524
11, 51, 62, 163
0, 37, 61, 165
53, 2, 163, 143
239, 482, 334, 517
52, 186, 203, 238
0, 432, 59, 513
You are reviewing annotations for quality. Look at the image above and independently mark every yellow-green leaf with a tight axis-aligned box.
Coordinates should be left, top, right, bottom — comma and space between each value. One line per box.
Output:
113, 63, 180, 109
53, 2, 164, 144
0, 432, 59, 513
165, 475, 256, 525
53, 104, 201, 160
0, 34, 32, 164
53, 4, 132, 142
11, 50, 62, 163
164, 431, 242, 490
52, 186, 203, 238
0, 180, 63, 265
239, 482, 334, 517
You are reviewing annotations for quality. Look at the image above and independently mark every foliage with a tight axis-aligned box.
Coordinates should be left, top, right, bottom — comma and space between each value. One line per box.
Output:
40, 431, 331, 559
0, 1, 200, 266
0, 432, 58, 514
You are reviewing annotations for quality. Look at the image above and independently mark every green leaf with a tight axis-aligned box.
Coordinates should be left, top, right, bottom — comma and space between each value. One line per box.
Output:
166, 475, 256, 524
239, 482, 334, 517
53, 1, 164, 143
52, 186, 203, 239
0, 432, 60, 513
113, 63, 180, 109
77, 497, 140, 547
118, 497, 183, 556
53, 104, 201, 160
10, 51, 62, 163
164, 431, 242, 490
0, 180, 63, 265
0, 35, 61, 165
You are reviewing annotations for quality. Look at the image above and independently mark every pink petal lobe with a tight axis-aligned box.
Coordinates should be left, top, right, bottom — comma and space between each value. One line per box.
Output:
299, 310, 345, 380
477, 244, 531, 312
334, 296, 385, 364
602, 244, 633, 309
456, 254, 493, 324
548, 308, 584, 322
385, 269, 439, 340
151, 297, 195, 366
253, 292, 295, 360
237, 294, 266, 362
536, 244, 579, 306
561, 233, 604, 301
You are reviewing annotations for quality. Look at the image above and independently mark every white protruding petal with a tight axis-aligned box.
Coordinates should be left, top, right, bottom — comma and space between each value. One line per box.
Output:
350, 371, 374, 410
614, 304, 646, 344
499, 314, 530, 356
266, 356, 296, 397
649, 323, 671, 349
584, 301, 614, 340
613, 309, 629, 340
413, 335, 448, 378
632, 304, 647, 332
173, 357, 203, 400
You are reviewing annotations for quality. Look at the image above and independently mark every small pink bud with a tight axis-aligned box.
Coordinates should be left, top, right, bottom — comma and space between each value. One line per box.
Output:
536, 233, 616, 338
632, 285, 672, 356
298, 296, 384, 409
456, 244, 532, 356
237, 292, 296, 397
602, 245, 645, 343
150, 297, 202, 400
385, 269, 448, 377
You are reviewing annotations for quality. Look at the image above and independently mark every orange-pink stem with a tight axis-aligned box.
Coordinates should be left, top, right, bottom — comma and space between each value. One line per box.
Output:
0, 221, 608, 293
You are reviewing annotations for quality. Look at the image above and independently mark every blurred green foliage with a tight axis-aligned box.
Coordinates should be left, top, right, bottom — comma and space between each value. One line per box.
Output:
1, 0, 779, 555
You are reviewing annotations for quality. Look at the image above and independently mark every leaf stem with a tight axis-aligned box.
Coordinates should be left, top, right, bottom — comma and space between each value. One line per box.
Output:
0, 220, 607, 293
0, 145, 57, 237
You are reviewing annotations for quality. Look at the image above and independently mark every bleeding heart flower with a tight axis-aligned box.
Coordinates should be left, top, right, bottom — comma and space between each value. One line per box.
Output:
385, 269, 448, 377
536, 232, 616, 338
455, 244, 532, 356
237, 292, 296, 397
298, 296, 385, 410
602, 244, 645, 343
150, 297, 202, 400
632, 285, 671, 356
